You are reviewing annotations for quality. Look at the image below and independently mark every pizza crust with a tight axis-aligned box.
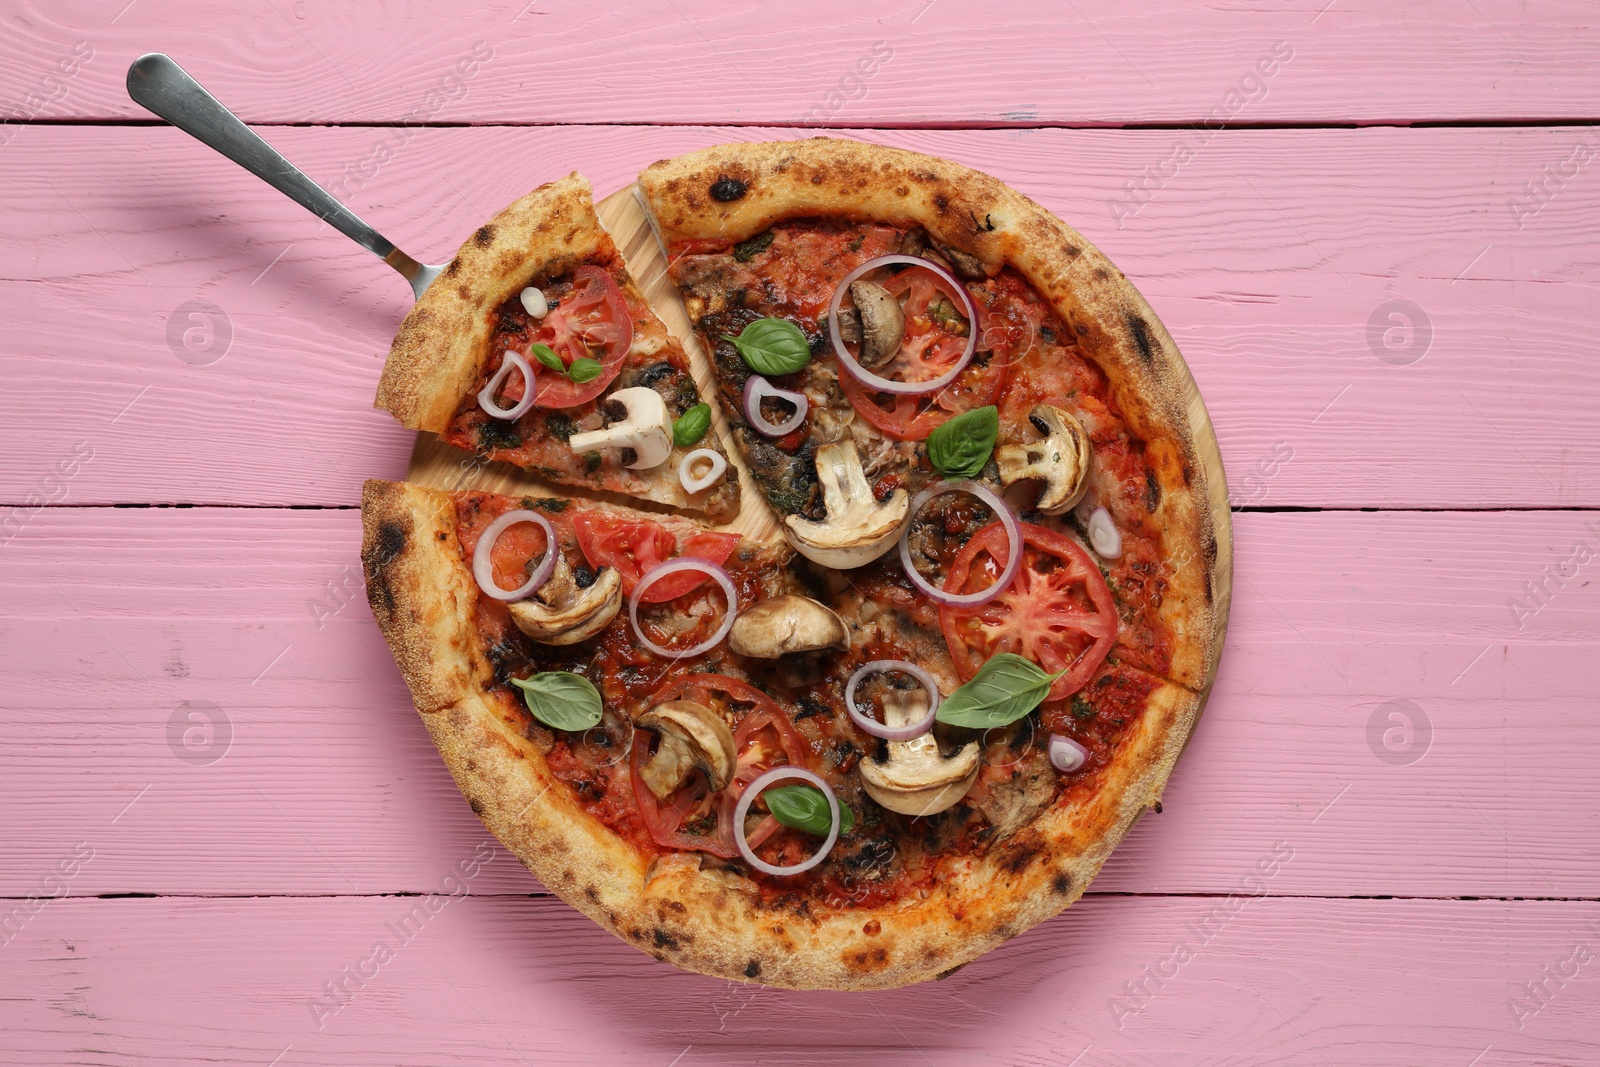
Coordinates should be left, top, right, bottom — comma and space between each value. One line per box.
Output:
376, 173, 609, 433
363, 477, 1202, 990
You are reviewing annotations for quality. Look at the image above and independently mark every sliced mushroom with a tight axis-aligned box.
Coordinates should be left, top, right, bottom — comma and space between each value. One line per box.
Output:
848, 279, 905, 368
729, 595, 849, 658
508, 554, 622, 645
784, 441, 909, 569
994, 404, 1092, 514
636, 700, 736, 799
937, 243, 987, 280
857, 690, 980, 817
567, 387, 673, 470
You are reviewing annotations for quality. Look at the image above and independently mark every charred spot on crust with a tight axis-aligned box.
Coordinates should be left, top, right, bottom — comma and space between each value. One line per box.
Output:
374, 521, 407, 567
468, 796, 486, 816
1126, 312, 1157, 366
935, 964, 966, 980
584, 886, 600, 903
709, 176, 747, 202
1145, 469, 1162, 512
652, 928, 679, 949
1052, 872, 1072, 894
471, 224, 495, 248
743, 959, 761, 978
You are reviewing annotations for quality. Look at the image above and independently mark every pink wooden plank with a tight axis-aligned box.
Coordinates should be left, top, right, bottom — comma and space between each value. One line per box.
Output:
2, 894, 1595, 1064
2, 124, 1597, 508
3, 506, 1597, 898
2, 0, 1598, 126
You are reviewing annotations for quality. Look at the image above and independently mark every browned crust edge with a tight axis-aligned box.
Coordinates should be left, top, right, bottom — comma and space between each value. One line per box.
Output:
375, 173, 607, 432
362, 476, 1204, 990
637, 138, 1223, 690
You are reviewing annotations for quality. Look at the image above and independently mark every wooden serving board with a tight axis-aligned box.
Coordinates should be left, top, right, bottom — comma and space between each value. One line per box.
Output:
405, 183, 1233, 701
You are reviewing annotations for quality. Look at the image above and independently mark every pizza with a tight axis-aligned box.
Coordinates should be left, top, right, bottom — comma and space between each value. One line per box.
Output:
375, 172, 741, 521
362, 138, 1225, 991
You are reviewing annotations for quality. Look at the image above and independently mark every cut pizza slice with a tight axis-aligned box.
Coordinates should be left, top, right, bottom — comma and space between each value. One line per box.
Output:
637, 139, 1219, 690
362, 476, 1202, 990
376, 173, 740, 522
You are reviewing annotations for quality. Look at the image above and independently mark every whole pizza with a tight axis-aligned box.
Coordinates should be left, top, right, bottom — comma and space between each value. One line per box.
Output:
362, 139, 1227, 990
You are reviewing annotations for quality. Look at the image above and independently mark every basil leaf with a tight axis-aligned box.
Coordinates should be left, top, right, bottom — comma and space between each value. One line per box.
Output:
732, 230, 775, 263
566, 357, 603, 384
926, 405, 998, 480
530, 343, 564, 374
764, 784, 855, 838
722, 318, 811, 376
935, 653, 1065, 729
673, 403, 712, 447
510, 672, 603, 732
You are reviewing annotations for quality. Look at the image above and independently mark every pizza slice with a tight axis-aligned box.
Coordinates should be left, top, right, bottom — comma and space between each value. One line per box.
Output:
376, 173, 740, 522
361, 477, 1201, 990
637, 139, 1218, 692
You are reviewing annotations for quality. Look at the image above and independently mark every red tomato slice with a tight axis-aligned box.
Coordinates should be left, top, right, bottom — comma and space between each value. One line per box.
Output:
939, 521, 1118, 702
836, 267, 1006, 441
572, 513, 738, 602
630, 675, 811, 857
502, 265, 633, 409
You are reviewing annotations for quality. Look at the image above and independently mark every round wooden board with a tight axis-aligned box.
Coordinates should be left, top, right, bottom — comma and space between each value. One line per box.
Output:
404, 182, 1233, 703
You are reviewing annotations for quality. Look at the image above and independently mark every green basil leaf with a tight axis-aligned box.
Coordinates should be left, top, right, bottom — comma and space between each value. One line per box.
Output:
732, 230, 775, 263
510, 672, 603, 732
722, 317, 811, 376
530, 343, 564, 374
926, 405, 999, 480
934, 653, 1065, 729
673, 403, 712, 447
763, 784, 855, 838
566, 357, 603, 384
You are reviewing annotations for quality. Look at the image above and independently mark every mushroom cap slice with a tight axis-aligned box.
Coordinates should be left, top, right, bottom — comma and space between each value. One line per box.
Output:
567, 386, 674, 470
783, 441, 910, 569
994, 404, 1092, 514
728, 595, 850, 658
636, 700, 737, 798
507, 555, 623, 645
856, 690, 980, 817
848, 279, 906, 369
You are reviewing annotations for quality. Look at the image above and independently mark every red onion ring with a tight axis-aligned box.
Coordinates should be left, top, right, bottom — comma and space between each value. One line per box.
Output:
477, 350, 536, 421
733, 766, 841, 876
678, 448, 727, 495
742, 376, 808, 436
845, 660, 941, 741
899, 480, 1022, 607
471, 509, 557, 601
827, 255, 978, 395
1049, 733, 1089, 773
628, 558, 738, 660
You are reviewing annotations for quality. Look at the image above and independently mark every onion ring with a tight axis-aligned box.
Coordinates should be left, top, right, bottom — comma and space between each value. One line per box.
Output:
477, 350, 536, 421
898, 480, 1022, 607
471, 509, 557, 602
678, 448, 727, 494
827, 255, 978, 395
628, 558, 738, 660
1049, 733, 1089, 773
845, 660, 941, 741
742, 376, 808, 436
733, 766, 841, 876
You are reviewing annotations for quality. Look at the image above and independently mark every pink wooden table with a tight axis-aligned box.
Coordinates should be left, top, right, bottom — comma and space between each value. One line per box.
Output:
4, 2, 1599, 1063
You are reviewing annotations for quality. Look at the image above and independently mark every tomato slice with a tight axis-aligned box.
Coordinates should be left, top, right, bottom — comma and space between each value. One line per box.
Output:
836, 266, 1005, 441
939, 521, 1118, 702
572, 513, 738, 602
500, 265, 633, 409
630, 674, 811, 857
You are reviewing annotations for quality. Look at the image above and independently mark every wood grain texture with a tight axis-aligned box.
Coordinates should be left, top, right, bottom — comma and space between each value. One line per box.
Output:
3, 894, 1597, 1065
3, 0, 1599, 126
3, 124, 1596, 509
3, 506, 1595, 898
